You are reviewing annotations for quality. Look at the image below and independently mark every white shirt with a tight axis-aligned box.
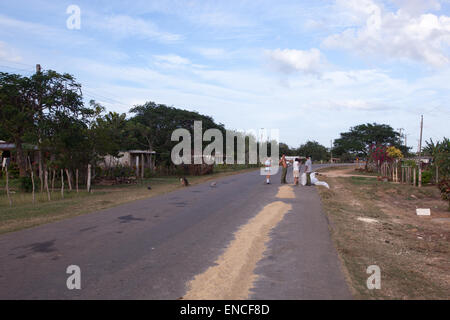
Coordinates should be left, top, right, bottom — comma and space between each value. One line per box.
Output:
293, 161, 300, 171
305, 159, 312, 172
265, 159, 271, 167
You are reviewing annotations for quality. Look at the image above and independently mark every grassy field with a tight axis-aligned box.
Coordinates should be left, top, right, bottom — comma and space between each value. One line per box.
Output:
0, 166, 258, 235
316, 166, 450, 299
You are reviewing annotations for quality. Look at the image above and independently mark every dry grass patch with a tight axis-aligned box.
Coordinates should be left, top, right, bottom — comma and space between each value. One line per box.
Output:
317, 168, 450, 299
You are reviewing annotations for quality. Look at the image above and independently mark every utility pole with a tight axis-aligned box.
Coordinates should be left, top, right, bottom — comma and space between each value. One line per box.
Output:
36, 64, 44, 193
330, 139, 333, 163
418, 115, 423, 188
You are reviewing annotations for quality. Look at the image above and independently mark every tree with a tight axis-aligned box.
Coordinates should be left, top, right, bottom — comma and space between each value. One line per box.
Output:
0, 72, 35, 176
129, 102, 225, 166
333, 123, 405, 160
0, 70, 93, 177
431, 138, 449, 180
296, 141, 328, 161
278, 143, 292, 156
91, 109, 129, 159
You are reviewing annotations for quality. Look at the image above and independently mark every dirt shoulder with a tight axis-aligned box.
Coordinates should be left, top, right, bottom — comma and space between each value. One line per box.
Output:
316, 166, 450, 299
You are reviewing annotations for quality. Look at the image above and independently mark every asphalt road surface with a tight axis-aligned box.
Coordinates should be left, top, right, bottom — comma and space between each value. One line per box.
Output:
0, 164, 352, 299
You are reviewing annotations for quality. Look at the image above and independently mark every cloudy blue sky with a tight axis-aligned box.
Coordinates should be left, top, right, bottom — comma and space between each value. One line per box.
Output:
0, 0, 449, 149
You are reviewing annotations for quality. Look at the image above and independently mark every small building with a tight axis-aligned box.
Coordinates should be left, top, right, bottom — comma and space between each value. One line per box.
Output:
0, 141, 39, 169
402, 156, 433, 169
102, 150, 156, 174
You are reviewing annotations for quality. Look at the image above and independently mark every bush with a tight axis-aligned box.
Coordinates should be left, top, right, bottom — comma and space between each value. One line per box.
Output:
144, 168, 154, 178
19, 176, 36, 192
112, 165, 135, 178
437, 179, 450, 210
7, 162, 20, 178
421, 170, 432, 184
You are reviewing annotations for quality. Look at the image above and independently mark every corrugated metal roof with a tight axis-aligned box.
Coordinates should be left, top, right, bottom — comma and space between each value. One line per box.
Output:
0, 143, 15, 150
0, 143, 39, 150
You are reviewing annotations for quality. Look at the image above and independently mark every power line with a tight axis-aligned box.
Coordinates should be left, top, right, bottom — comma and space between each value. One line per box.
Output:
82, 89, 130, 109
0, 59, 35, 69
1, 62, 133, 112
0, 64, 35, 75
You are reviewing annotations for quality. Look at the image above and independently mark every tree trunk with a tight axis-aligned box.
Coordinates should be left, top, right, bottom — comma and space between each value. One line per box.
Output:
65, 169, 72, 191
14, 139, 27, 177
436, 165, 439, 184
61, 169, 64, 199
39, 150, 43, 193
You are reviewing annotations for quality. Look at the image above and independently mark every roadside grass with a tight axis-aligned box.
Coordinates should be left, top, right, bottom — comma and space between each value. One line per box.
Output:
0, 167, 258, 235
317, 167, 450, 299
351, 170, 380, 177
314, 165, 354, 173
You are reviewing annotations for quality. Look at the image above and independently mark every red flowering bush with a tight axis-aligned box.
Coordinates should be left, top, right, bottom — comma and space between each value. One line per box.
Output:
368, 144, 392, 164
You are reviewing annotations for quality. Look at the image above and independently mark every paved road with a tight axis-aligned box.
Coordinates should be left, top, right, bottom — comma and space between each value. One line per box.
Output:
0, 164, 352, 299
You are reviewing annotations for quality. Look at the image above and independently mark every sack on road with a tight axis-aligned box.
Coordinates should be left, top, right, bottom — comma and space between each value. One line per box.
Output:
310, 172, 330, 189
300, 173, 307, 186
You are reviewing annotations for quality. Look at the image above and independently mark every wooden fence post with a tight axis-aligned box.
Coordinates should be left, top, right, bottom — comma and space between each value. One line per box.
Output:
45, 170, 51, 201
76, 169, 79, 193
141, 154, 144, 180
27, 157, 35, 204
87, 164, 92, 193
5, 166, 12, 207
52, 170, 55, 193
61, 169, 64, 199
65, 169, 72, 191
413, 167, 416, 187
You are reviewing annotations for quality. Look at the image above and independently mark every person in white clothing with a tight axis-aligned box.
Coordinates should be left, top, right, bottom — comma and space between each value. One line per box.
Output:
264, 158, 272, 184
292, 158, 301, 186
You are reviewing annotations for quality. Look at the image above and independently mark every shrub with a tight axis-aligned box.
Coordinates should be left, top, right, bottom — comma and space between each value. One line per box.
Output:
144, 168, 154, 178
387, 146, 403, 159
112, 165, 135, 178
19, 176, 35, 193
437, 179, 450, 210
6, 162, 20, 178
421, 170, 432, 184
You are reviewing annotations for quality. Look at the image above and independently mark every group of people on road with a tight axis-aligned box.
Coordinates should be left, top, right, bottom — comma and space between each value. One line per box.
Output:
264, 155, 312, 186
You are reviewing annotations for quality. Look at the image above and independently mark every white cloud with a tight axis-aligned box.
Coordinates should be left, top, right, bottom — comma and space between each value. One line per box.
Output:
93, 15, 181, 43
0, 41, 21, 62
324, 0, 450, 67
266, 48, 323, 74
392, 0, 441, 15
194, 47, 227, 59
153, 54, 190, 65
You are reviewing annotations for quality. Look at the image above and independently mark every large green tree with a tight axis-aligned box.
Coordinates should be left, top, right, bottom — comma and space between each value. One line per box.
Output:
333, 123, 405, 160
0, 70, 96, 176
296, 141, 329, 161
0, 72, 35, 176
128, 101, 225, 165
